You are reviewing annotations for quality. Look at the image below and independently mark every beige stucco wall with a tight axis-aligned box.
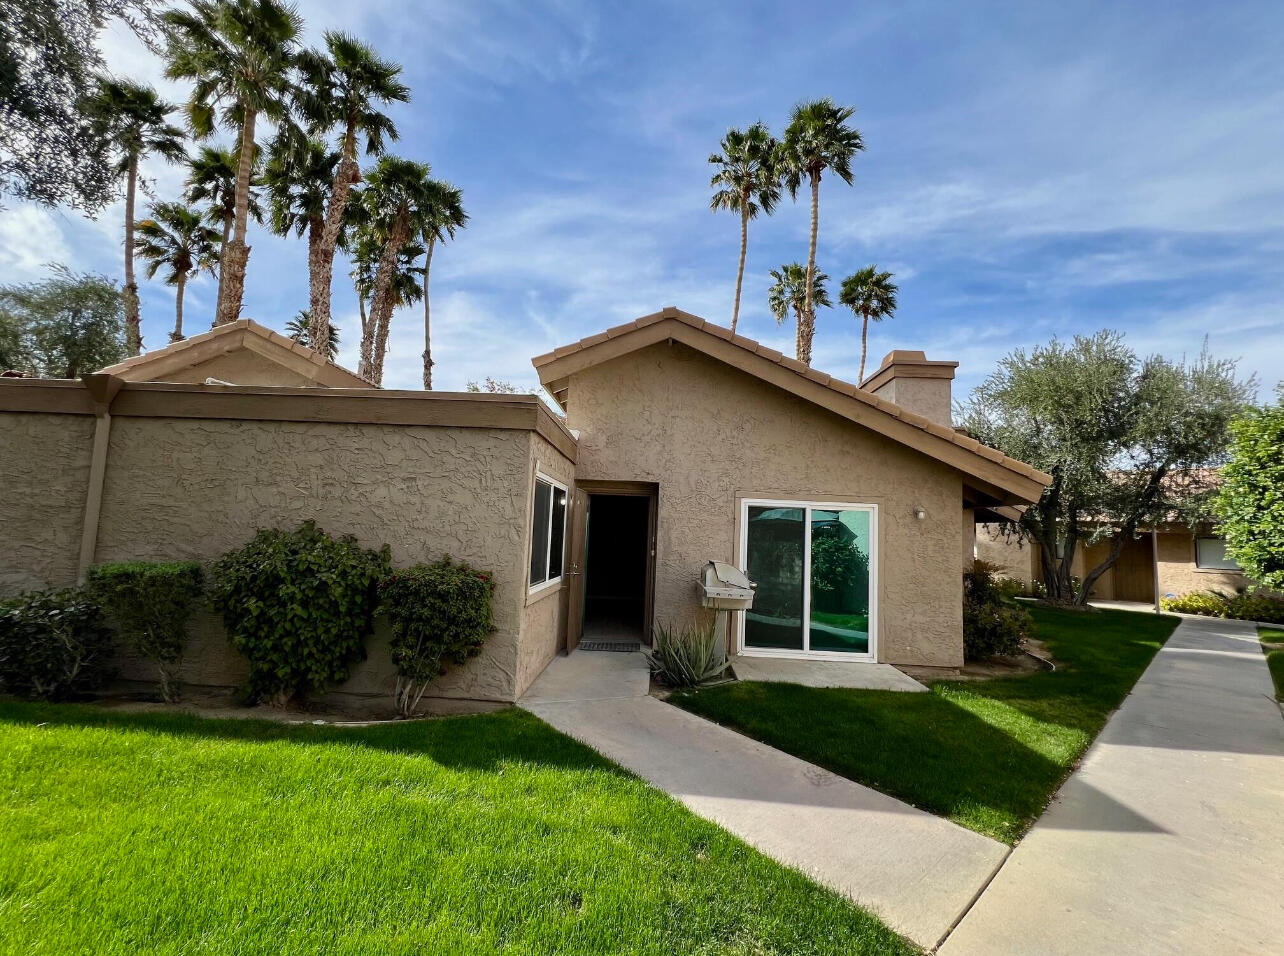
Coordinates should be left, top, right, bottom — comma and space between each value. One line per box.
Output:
564, 341, 965, 668
869, 377, 952, 427
974, 524, 1036, 588
515, 430, 577, 696
0, 412, 94, 595
156, 349, 317, 386
1156, 531, 1248, 597
83, 417, 537, 702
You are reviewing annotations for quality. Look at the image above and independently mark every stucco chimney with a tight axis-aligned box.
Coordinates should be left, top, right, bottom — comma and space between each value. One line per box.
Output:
860, 350, 958, 426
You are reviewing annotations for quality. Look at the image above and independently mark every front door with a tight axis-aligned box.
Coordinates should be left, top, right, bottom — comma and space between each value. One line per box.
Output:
565, 487, 589, 652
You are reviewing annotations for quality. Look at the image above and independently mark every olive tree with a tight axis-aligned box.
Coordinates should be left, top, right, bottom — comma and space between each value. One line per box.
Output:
1215, 385, 1284, 590
0, 267, 125, 378
961, 331, 1252, 605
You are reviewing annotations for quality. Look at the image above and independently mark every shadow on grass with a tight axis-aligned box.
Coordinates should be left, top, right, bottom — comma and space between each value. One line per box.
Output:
0, 698, 619, 777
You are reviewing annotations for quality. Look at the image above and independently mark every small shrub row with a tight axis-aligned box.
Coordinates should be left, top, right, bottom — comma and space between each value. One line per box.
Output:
963, 560, 1033, 661
1160, 589, 1284, 624
0, 588, 113, 700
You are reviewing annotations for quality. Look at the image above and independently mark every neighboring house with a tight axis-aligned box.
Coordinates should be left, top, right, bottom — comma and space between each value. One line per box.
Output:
976, 515, 1251, 606
0, 306, 1049, 709
98, 319, 371, 388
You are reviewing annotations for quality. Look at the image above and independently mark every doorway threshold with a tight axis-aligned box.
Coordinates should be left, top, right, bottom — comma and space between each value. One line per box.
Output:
730, 656, 927, 692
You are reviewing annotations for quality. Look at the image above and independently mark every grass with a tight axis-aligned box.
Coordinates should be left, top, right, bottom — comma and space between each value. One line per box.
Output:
673, 606, 1178, 844
0, 702, 913, 956
1259, 627, 1284, 700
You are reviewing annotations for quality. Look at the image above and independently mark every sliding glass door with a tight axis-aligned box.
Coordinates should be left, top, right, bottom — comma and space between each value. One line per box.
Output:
740, 500, 877, 660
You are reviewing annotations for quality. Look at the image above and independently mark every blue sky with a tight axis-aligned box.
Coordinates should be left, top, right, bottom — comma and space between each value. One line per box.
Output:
3, 0, 1282, 401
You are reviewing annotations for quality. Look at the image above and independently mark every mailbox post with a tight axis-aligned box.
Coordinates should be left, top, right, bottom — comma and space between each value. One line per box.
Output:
701, 561, 756, 654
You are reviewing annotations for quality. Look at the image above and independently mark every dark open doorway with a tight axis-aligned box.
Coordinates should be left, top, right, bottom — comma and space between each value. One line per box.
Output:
582, 492, 653, 646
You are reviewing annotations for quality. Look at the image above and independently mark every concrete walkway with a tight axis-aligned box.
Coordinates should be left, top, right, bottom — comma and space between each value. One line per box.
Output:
520, 650, 1007, 949
730, 655, 928, 691
942, 615, 1284, 956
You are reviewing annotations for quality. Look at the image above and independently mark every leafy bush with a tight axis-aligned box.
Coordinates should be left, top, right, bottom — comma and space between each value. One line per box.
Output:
0, 588, 113, 700
649, 619, 727, 688
380, 558, 495, 716
963, 560, 1032, 661
1161, 589, 1284, 624
211, 522, 390, 707
86, 561, 203, 702
1215, 386, 1284, 590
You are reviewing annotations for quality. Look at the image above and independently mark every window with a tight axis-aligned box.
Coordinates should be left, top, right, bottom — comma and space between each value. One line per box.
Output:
738, 499, 877, 659
529, 474, 568, 589
1195, 537, 1240, 571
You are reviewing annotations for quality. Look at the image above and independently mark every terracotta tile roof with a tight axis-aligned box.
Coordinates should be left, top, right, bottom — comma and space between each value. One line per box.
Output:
532, 306, 1052, 496
98, 319, 371, 388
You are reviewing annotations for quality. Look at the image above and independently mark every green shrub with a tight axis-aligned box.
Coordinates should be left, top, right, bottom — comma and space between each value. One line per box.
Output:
1162, 589, 1284, 624
86, 561, 203, 702
380, 558, 495, 716
649, 619, 727, 688
211, 522, 390, 707
0, 587, 113, 700
963, 560, 1033, 661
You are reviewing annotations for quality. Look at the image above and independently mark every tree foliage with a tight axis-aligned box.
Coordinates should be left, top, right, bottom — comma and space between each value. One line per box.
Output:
0, 0, 159, 210
961, 331, 1252, 604
709, 122, 780, 332
210, 522, 390, 707
1215, 385, 1284, 590
0, 267, 125, 377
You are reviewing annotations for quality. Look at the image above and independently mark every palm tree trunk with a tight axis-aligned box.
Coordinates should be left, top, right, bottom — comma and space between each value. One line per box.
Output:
123, 156, 141, 355
421, 237, 435, 389
801, 172, 820, 366
731, 204, 748, 333
305, 217, 325, 353
312, 127, 359, 357
217, 106, 257, 326
357, 293, 371, 380
214, 212, 231, 326
368, 212, 408, 387
858, 311, 870, 382
171, 270, 187, 342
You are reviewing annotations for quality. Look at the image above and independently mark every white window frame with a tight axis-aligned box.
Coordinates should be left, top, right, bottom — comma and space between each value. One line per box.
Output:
1194, 536, 1240, 571
529, 472, 568, 594
736, 498, 879, 662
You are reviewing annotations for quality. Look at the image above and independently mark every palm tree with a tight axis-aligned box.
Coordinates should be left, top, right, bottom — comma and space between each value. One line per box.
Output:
768, 263, 831, 361
285, 309, 340, 360
839, 266, 898, 382
416, 179, 466, 389
708, 122, 780, 333
263, 133, 339, 343
355, 156, 434, 386
82, 78, 187, 356
164, 0, 303, 326
134, 202, 221, 343
185, 145, 264, 319
779, 99, 864, 366
344, 222, 424, 381
295, 32, 409, 358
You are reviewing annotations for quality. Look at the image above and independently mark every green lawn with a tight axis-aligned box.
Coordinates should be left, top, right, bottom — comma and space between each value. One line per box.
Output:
1260, 626, 1284, 700
673, 606, 1178, 844
0, 703, 913, 956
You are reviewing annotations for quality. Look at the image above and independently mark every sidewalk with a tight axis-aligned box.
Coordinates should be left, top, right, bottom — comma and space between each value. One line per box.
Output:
941, 615, 1284, 955
520, 651, 1007, 949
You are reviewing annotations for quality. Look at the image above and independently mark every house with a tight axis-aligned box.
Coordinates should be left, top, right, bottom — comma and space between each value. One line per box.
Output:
0, 306, 1049, 709
976, 515, 1251, 606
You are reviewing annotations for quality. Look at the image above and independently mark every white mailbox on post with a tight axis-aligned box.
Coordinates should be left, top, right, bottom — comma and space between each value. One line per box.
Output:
701, 561, 756, 610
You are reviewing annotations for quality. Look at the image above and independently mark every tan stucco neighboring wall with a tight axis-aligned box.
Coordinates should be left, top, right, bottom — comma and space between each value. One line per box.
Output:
515, 431, 577, 696
156, 349, 318, 387
89, 418, 535, 701
1156, 531, 1248, 597
565, 341, 965, 668
0, 412, 95, 594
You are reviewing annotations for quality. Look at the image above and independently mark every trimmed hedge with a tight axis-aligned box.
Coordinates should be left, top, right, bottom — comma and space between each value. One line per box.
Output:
381, 558, 495, 715
87, 561, 203, 702
0, 588, 113, 700
211, 522, 390, 707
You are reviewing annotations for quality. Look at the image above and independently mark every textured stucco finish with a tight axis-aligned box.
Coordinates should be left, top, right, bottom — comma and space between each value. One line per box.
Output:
1156, 532, 1247, 597
869, 376, 953, 427
564, 342, 964, 668
0, 413, 94, 594
154, 349, 318, 387
515, 433, 577, 696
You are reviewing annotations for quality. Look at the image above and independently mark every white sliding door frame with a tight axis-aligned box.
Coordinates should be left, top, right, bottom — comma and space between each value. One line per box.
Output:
736, 498, 879, 662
